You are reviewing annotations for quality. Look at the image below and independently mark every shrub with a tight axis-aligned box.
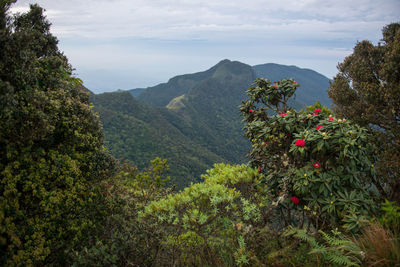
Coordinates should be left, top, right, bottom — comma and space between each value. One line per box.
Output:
240, 78, 379, 231
142, 163, 269, 266
285, 227, 363, 266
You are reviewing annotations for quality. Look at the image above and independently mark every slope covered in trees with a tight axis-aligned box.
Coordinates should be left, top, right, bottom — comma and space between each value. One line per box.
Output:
91, 91, 226, 186
93, 60, 331, 187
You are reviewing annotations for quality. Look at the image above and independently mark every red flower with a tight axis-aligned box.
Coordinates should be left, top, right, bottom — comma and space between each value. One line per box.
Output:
258, 167, 262, 173
293, 81, 298, 84
287, 133, 292, 137
263, 141, 269, 146
295, 139, 305, 147
313, 162, 321, 168
313, 108, 321, 114
316, 125, 323, 130
280, 113, 288, 117
291, 196, 300, 205
328, 118, 334, 121
272, 84, 278, 89
249, 109, 254, 113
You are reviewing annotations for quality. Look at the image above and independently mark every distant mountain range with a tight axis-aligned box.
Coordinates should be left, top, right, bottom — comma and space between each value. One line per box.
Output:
91, 60, 332, 187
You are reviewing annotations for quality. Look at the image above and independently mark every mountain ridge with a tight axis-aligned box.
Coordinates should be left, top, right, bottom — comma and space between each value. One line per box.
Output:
92, 60, 332, 187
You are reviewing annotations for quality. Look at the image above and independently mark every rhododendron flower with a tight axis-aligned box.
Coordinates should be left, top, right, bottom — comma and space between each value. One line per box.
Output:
316, 125, 323, 130
291, 196, 300, 205
258, 167, 262, 173
313, 162, 321, 168
313, 112, 318, 115
249, 109, 254, 113
263, 141, 269, 146
280, 113, 288, 117
295, 139, 305, 147
313, 108, 321, 114
328, 118, 334, 121
272, 84, 278, 89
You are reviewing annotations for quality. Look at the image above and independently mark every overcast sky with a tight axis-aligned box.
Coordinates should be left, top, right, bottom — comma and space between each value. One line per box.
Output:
11, 0, 400, 93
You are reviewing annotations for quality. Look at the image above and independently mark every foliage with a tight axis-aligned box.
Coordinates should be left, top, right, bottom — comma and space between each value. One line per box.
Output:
70, 158, 172, 266
0, 3, 115, 265
240, 78, 378, 231
379, 200, 400, 235
142, 163, 270, 266
285, 227, 363, 266
328, 23, 400, 203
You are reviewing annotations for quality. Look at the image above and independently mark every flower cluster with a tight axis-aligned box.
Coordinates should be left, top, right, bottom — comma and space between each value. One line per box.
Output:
313, 108, 321, 115
291, 196, 300, 205
295, 139, 305, 147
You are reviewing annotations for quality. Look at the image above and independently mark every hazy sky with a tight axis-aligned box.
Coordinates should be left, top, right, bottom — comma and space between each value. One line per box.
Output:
11, 0, 400, 93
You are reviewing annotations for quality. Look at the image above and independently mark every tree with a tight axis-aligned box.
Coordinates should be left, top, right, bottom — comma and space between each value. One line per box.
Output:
328, 23, 400, 202
0, 3, 115, 265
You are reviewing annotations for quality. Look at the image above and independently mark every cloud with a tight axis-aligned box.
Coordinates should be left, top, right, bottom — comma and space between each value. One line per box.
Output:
10, 0, 400, 92
12, 0, 399, 40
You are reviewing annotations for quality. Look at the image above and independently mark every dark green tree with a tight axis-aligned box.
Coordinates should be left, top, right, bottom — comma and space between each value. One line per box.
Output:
0, 2, 115, 264
328, 23, 400, 202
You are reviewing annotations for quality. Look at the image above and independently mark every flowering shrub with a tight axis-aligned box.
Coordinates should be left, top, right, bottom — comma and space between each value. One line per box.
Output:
240, 78, 379, 231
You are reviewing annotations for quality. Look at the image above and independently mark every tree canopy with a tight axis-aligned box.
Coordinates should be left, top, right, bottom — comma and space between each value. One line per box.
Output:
0, 3, 115, 264
328, 23, 400, 202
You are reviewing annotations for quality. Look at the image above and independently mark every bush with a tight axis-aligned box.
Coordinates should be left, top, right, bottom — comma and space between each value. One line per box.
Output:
240, 78, 379, 231
142, 163, 269, 266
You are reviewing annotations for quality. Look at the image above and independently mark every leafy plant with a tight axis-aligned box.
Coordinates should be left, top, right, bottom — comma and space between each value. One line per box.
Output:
379, 200, 400, 235
285, 227, 363, 266
142, 163, 269, 266
240, 78, 378, 231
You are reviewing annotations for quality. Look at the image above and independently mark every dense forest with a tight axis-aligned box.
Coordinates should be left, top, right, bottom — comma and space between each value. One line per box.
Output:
1, 1, 399, 266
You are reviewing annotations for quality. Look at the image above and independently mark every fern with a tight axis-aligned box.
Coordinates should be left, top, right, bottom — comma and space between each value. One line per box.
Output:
286, 228, 363, 266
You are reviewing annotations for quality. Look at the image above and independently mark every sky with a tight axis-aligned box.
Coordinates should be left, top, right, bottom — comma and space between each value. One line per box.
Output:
10, 0, 400, 94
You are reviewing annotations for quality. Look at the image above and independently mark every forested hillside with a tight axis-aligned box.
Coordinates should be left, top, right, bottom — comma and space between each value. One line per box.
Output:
94, 60, 331, 187
91, 91, 226, 186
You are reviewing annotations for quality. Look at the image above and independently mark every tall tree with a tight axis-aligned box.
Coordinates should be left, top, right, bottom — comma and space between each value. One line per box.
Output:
328, 23, 400, 202
0, 3, 115, 265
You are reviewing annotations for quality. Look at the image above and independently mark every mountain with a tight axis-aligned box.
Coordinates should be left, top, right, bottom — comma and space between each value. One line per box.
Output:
91, 91, 226, 186
93, 60, 332, 187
